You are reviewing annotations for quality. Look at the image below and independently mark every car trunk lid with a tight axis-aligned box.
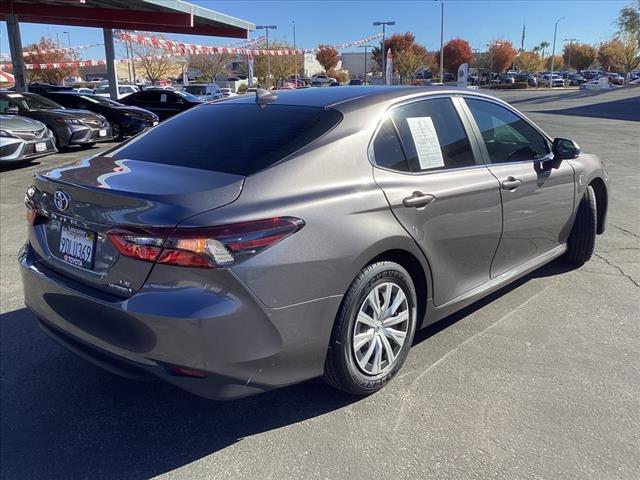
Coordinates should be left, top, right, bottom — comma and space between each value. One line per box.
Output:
28, 155, 243, 298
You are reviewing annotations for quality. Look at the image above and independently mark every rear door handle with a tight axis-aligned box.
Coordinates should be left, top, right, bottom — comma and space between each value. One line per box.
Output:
501, 177, 523, 190
402, 191, 435, 208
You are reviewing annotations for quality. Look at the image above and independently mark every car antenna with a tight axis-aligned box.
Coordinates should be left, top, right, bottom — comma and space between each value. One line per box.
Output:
255, 88, 277, 107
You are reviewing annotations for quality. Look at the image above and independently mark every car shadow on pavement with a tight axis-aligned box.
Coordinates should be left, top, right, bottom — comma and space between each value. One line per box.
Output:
540, 96, 640, 122
0, 258, 576, 480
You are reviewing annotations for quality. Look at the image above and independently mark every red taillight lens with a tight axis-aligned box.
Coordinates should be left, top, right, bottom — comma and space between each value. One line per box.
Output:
107, 217, 304, 268
25, 199, 43, 225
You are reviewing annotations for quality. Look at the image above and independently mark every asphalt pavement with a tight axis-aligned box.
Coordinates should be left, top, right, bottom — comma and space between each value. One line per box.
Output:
1, 86, 639, 480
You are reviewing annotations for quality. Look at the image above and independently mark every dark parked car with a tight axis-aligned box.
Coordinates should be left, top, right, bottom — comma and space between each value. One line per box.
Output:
118, 89, 202, 120
20, 87, 608, 400
349, 79, 364, 86
513, 73, 537, 87
42, 92, 159, 140
0, 91, 112, 149
563, 73, 586, 86
498, 74, 515, 84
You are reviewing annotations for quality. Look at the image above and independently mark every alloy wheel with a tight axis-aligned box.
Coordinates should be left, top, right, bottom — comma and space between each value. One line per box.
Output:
352, 281, 409, 376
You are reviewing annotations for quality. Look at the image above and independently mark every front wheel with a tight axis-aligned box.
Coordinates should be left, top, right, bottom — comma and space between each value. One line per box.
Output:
324, 261, 417, 396
565, 185, 597, 266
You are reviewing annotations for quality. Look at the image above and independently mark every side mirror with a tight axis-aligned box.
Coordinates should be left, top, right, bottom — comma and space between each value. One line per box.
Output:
5, 106, 19, 115
552, 138, 581, 160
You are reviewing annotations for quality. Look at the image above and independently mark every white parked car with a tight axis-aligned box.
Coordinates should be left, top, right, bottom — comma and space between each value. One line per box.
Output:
0, 114, 57, 163
94, 84, 140, 99
538, 74, 565, 87
182, 83, 224, 102
311, 74, 336, 86
219, 87, 238, 98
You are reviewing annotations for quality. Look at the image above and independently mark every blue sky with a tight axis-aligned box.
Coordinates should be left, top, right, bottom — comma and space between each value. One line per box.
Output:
0, 0, 628, 61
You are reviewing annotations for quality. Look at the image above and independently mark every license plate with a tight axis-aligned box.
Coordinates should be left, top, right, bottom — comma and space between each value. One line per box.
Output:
152, 121, 158, 126
57, 225, 95, 269
99, 129, 107, 137
35, 142, 47, 152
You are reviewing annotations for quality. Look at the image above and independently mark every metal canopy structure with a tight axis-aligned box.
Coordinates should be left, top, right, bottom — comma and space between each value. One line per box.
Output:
1, 0, 255, 95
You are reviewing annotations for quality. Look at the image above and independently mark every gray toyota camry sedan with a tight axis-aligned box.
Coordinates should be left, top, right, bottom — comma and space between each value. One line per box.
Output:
20, 86, 609, 400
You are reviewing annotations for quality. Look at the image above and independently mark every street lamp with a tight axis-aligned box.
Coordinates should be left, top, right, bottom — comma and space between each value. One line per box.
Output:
357, 45, 370, 83
292, 21, 298, 86
373, 21, 395, 83
437, 0, 444, 83
256, 24, 277, 89
63, 31, 71, 49
550, 16, 565, 87
562, 38, 579, 72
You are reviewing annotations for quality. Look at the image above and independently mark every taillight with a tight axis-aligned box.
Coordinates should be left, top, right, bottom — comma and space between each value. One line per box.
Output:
25, 186, 43, 225
107, 217, 304, 268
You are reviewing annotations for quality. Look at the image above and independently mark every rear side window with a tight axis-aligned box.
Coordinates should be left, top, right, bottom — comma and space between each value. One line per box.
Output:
109, 104, 342, 175
371, 118, 410, 172
391, 98, 476, 171
465, 98, 550, 163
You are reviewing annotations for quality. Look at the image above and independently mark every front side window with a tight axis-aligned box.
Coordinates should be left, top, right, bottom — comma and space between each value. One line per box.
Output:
465, 98, 550, 163
391, 97, 476, 172
5, 93, 62, 111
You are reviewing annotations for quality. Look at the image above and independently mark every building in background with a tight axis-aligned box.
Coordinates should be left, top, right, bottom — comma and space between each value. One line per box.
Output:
340, 51, 375, 80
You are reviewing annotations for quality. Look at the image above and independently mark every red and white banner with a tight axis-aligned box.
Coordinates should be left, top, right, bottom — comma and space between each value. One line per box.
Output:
116, 30, 383, 56
22, 42, 104, 56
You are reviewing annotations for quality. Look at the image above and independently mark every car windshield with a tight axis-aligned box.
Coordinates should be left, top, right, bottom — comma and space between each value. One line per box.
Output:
80, 95, 122, 107
94, 86, 110, 94
174, 90, 201, 101
6, 93, 62, 111
109, 104, 342, 175
184, 86, 207, 96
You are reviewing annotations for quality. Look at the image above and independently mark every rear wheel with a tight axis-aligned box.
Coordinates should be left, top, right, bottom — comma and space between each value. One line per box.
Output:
565, 185, 597, 266
111, 122, 123, 141
324, 261, 417, 396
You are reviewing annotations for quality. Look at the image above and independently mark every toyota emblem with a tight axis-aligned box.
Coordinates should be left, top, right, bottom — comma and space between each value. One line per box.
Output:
53, 190, 70, 211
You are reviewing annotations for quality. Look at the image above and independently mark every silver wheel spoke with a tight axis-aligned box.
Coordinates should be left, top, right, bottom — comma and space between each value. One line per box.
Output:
353, 330, 374, 350
379, 333, 396, 366
367, 289, 382, 320
384, 327, 407, 345
383, 311, 408, 327
381, 283, 393, 312
389, 290, 406, 316
357, 312, 377, 328
372, 337, 383, 374
358, 338, 377, 370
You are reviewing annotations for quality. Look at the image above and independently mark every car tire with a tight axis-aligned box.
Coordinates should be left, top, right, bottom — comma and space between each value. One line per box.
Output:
111, 122, 123, 141
324, 261, 417, 396
565, 185, 597, 266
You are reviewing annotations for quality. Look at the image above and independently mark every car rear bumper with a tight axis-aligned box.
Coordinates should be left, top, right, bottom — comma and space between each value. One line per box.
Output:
19, 244, 340, 400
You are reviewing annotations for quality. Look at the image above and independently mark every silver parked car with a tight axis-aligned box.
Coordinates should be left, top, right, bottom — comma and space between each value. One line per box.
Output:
20, 87, 609, 400
0, 114, 57, 162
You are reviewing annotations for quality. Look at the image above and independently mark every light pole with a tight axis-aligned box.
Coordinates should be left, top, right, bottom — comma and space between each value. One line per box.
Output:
562, 37, 579, 72
63, 31, 71, 49
373, 21, 395, 83
358, 45, 370, 83
438, 0, 444, 82
292, 21, 298, 86
256, 24, 277, 89
550, 16, 565, 87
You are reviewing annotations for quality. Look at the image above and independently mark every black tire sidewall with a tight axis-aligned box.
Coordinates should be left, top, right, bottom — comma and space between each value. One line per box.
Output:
332, 262, 417, 393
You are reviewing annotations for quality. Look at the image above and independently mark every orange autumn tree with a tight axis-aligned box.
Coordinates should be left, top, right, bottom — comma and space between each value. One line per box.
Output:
440, 38, 473, 73
488, 40, 517, 72
24, 37, 76, 84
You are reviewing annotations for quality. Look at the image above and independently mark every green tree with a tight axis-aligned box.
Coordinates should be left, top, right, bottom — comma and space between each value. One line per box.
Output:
617, 1, 640, 43
187, 52, 234, 82
254, 40, 297, 87
395, 44, 429, 82
620, 34, 640, 76
538, 41, 551, 60
24, 37, 76, 84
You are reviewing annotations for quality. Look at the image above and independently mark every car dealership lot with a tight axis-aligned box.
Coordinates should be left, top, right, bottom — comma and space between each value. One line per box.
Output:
1, 87, 639, 479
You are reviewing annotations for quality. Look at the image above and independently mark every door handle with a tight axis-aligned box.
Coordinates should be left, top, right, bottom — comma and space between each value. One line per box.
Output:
402, 191, 435, 208
501, 177, 522, 190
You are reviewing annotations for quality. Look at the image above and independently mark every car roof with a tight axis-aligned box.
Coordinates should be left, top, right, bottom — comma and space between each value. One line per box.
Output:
223, 85, 493, 111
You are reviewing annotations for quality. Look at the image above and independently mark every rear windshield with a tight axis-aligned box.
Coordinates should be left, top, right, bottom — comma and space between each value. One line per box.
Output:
108, 103, 342, 175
